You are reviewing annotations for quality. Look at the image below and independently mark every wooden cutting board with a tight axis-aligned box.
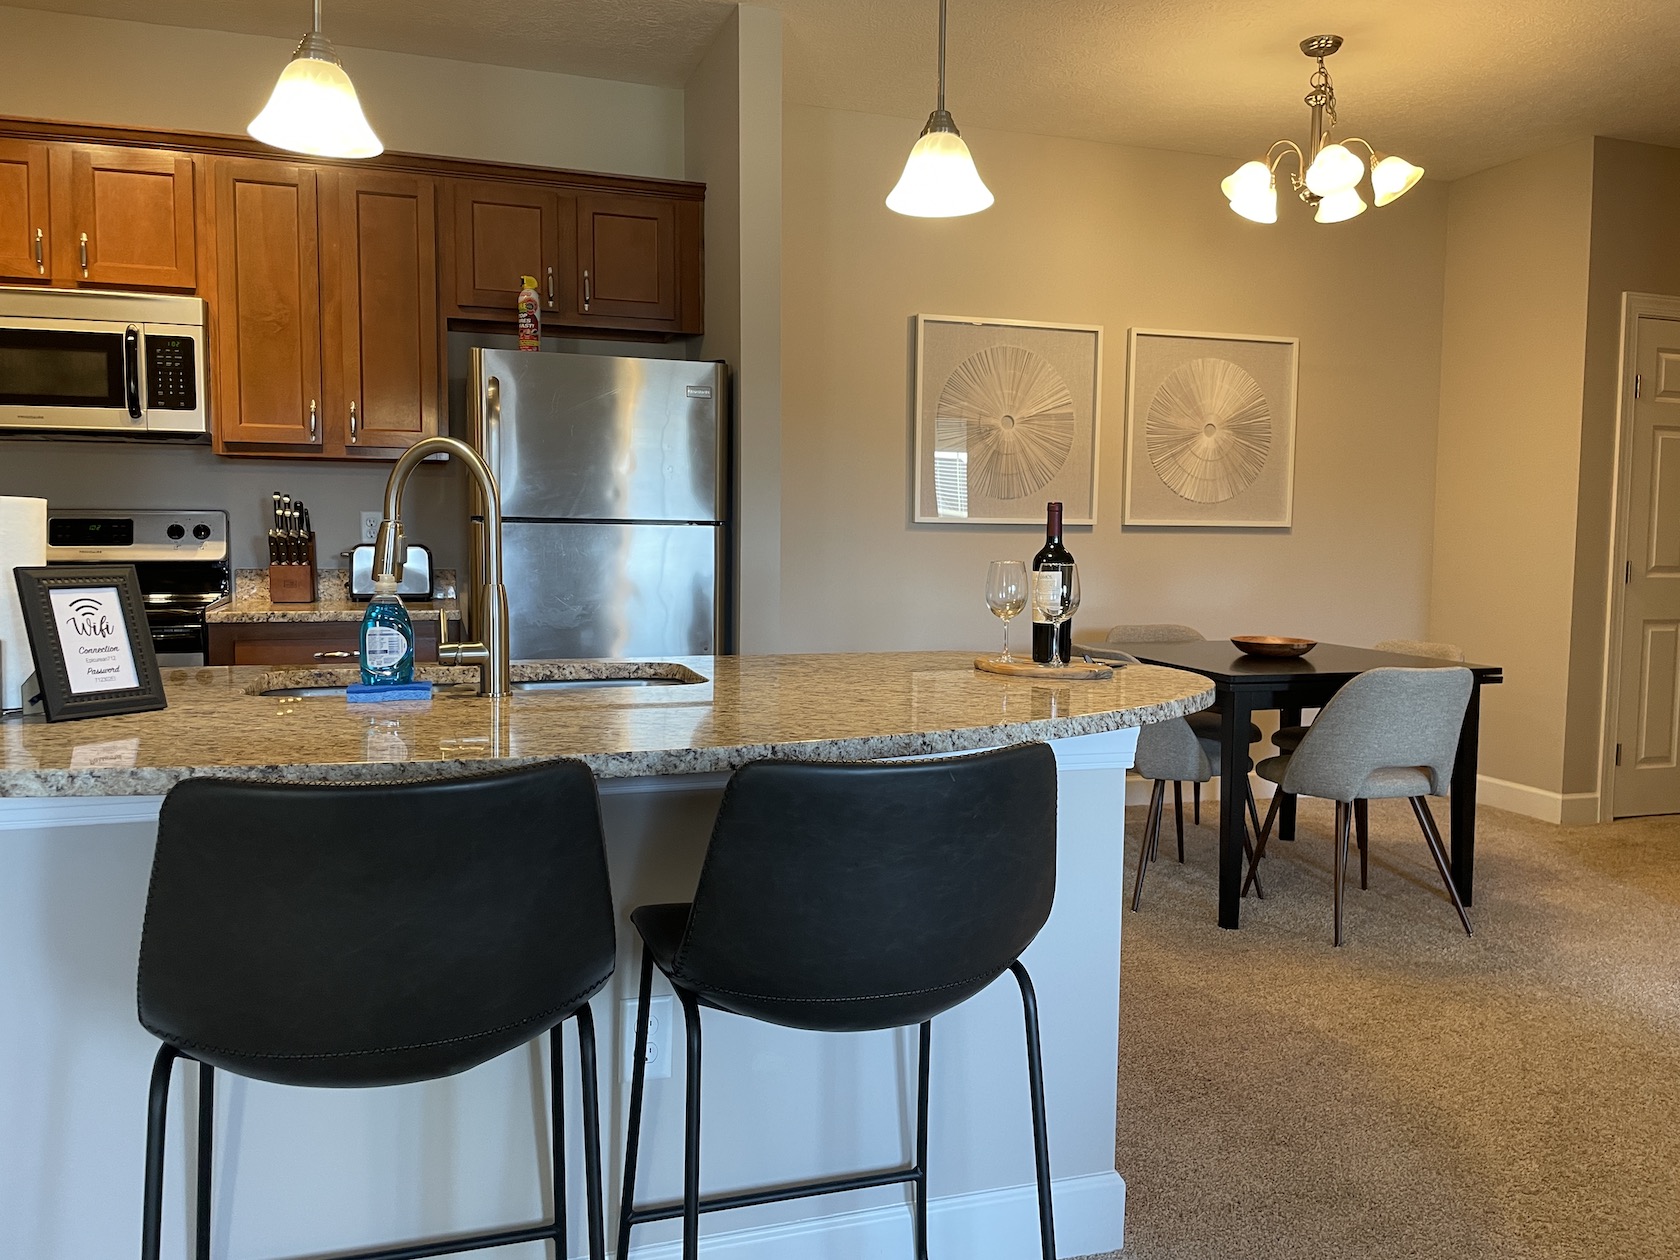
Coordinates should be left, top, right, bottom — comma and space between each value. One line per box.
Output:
973, 656, 1114, 680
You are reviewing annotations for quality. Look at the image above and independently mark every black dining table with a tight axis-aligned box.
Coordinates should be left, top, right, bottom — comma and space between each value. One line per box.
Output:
1105, 640, 1504, 929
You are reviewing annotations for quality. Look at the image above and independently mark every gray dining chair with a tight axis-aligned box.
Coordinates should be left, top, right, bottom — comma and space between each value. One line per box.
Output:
1244, 667, 1475, 946
1096, 623, 1260, 846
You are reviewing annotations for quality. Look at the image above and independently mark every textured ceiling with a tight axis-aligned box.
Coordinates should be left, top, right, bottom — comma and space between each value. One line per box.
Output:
10, 0, 1680, 179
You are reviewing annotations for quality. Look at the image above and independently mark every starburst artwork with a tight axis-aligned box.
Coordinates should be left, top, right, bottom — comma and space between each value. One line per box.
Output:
935, 346, 1075, 501
1144, 357, 1272, 504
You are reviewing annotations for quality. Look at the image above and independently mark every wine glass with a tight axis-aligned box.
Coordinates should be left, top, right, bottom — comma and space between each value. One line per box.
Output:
1032, 562, 1081, 667
985, 561, 1029, 663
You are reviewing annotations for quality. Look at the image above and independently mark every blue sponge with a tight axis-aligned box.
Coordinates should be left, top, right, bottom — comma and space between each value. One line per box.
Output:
346, 681, 434, 703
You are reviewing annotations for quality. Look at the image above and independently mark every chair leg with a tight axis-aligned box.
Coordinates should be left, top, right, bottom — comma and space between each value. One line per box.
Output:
1009, 962, 1057, 1260
914, 1021, 931, 1260
575, 1003, 607, 1260
196, 1061, 213, 1260
141, 1044, 179, 1260
1173, 780, 1185, 862
1409, 797, 1474, 938
1242, 790, 1283, 898
1130, 779, 1165, 912
614, 949, 655, 1260
678, 987, 704, 1260
1333, 801, 1352, 946
1355, 799, 1370, 890
1242, 783, 1265, 900
551, 1022, 567, 1256
1193, 779, 1201, 825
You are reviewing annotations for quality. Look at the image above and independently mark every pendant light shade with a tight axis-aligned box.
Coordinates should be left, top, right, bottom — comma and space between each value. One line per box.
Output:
888, 0, 991, 218
1303, 142, 1363, 196
1313, 187, 1367, 223
1371, 154, 1425, 206
249, 4, 382, 159
1220, 160, 1278, 223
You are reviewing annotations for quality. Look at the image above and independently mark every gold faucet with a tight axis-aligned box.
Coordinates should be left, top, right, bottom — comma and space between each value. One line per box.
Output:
372, 435, 511, 698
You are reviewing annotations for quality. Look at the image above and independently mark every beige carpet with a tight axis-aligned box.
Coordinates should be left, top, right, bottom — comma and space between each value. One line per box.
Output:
1078, 797, 1680, 1260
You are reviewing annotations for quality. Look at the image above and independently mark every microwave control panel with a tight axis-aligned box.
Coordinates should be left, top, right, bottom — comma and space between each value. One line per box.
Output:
145, 335, 198, 411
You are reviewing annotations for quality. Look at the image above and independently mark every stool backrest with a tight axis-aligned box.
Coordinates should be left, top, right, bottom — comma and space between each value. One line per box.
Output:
1373, 638, 1465, 662
139, 760, 615, 1088
1105, 623, 1204, 644
667, 743, 1058, 1032
1284, 667, 1472, 801
1133, 716, 1214, 784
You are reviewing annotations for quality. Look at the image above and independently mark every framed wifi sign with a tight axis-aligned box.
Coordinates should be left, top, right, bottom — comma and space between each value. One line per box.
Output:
13, 565, 165, 721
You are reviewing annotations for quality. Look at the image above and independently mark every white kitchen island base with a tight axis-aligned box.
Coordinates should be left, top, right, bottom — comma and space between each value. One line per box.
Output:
0, 729, 1137, 1260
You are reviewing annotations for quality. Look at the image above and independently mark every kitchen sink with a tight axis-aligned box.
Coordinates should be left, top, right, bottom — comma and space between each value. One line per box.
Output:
247, 661, 707, 698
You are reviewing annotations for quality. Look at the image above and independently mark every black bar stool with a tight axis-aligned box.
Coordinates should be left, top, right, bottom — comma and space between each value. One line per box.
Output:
615, 743, 1060, 1260
136, 760, 617, 1260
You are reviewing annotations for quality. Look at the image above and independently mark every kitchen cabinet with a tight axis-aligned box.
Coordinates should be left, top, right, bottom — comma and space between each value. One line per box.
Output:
62, 144, 197, 290
208, 619, 440, 666
0, 139, 51, 282
448, 179, 563, 317
573, 192, 678, 326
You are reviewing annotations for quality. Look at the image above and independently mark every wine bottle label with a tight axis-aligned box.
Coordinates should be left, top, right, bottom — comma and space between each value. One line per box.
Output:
364, 625, 408, 670
1032, 571, 1063, 619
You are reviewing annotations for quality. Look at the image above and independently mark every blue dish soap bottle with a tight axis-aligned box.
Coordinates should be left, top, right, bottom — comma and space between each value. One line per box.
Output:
360, 576, 414, 685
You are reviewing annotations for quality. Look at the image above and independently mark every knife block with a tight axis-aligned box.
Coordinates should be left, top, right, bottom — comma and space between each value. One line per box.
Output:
268, 535, 317, 604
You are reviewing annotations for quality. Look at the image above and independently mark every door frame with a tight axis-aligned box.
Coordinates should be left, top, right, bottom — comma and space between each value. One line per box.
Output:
1598, 291, 1680, 819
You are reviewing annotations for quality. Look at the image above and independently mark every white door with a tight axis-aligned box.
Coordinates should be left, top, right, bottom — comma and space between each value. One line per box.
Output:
1614, 314, 1680, 816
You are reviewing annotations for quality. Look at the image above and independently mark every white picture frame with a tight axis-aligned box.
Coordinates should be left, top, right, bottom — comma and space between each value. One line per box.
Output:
913, 314, 1103, 525
1123, 328, 1299, 528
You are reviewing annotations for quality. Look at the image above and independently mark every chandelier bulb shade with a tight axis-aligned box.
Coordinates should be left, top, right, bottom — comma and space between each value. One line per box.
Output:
248, 1, 383, 159
888, 0, 991, 218
1222, 36, 1419, 224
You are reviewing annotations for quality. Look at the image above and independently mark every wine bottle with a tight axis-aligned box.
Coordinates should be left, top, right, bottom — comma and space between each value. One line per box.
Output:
1031, 501, 1074, 664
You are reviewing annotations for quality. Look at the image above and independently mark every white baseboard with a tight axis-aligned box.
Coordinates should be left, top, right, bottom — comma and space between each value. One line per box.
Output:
1475, 774, 1600, 825
623, 1171, 1125, 1260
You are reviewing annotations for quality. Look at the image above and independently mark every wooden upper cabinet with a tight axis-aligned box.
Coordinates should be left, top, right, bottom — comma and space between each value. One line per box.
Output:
573, 193, 678, 326
65, 145, 196, 289
449, 180, 561, 317
320, 169, 440, 454
210, 157, 323, 449
0, 140, 51, 282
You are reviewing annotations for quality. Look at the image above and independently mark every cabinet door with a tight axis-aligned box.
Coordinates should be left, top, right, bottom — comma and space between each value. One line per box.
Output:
573, 192, 677, 325
67, 145, 196, 289
0, 140, 50, 282
208, 620, 439, 666
450, 180, 560, 316
322, 169, 440, 453
211, 158, 324, 449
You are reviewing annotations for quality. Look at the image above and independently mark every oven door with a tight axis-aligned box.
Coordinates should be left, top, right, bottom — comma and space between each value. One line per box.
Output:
0, 318, 144, 433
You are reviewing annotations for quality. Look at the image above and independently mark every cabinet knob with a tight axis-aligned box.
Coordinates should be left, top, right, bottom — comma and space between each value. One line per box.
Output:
349, 400, 358, 444
78, 232, 88, 278
582, 268, 591, 312
546, 265, 555, 309
312, 650, 358, 661
309, 399, 318, 442
33, 228, 43, 274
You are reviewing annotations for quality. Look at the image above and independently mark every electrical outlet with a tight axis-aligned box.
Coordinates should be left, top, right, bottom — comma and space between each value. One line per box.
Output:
360, 512, 382, 544
620, 994, 675, 1081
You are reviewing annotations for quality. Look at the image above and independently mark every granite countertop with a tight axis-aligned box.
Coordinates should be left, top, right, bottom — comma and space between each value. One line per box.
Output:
0, 652, 1212, 796
207, 569, 460, 624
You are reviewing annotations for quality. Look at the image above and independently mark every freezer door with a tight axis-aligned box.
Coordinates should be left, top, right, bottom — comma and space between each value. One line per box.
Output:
501, 521, 719, 659
477, 349, 724, 522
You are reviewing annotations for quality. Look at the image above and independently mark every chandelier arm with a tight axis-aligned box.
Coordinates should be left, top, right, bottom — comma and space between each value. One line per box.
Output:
1339, 137, 1378, 159
1265, 139, 1305, 176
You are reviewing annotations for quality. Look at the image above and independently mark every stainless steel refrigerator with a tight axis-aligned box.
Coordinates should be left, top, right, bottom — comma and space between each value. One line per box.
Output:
466, 348, 728, 659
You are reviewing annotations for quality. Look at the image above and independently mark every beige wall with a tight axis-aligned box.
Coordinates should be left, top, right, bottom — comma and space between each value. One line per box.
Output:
780, 105, 1449, 658
1430, 141, 1595, 794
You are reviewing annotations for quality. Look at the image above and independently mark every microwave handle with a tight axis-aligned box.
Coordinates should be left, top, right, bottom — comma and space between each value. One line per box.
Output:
123, 326, 141, 419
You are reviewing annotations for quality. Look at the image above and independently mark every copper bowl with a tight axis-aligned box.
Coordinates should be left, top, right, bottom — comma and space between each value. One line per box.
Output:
1232, 635, 1317, 658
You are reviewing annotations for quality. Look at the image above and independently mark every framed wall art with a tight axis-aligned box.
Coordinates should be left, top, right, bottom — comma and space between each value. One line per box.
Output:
1123, 328, 1299, 527
913, 314, 1103, 525
12, 565, 166, 721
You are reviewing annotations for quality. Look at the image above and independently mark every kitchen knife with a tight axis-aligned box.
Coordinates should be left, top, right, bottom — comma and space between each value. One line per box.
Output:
294, 501, 307, 565
272, 491, 282, 534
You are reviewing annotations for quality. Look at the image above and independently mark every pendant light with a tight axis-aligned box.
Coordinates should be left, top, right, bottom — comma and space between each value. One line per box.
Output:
887, 0, 993, 218
249, 0, 383, 159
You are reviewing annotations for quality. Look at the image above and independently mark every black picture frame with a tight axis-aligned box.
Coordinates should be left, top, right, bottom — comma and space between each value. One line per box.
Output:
13, 565, 167, 721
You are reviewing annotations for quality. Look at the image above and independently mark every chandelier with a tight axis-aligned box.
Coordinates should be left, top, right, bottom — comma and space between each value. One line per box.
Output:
1222, 35, 1422, 225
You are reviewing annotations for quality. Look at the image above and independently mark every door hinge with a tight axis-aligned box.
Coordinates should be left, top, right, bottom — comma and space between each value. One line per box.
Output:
1635, 373, 1642, 399
1616, 743, 1623, 766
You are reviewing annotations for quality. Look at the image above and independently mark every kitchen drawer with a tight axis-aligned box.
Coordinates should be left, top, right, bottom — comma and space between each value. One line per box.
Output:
209, 620, 441, 666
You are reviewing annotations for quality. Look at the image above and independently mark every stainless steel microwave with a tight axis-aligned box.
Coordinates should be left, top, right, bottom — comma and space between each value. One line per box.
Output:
0, 286, 207, 436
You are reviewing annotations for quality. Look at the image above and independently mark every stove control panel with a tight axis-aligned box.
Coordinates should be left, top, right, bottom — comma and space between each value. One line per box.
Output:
46, 509, 229, 563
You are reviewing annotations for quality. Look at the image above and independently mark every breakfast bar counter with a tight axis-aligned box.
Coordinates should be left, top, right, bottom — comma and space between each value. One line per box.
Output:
0, 652, 1210, 1260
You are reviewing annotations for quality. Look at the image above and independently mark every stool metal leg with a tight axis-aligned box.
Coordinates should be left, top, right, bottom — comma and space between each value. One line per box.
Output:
196, 1061, 213, 1260
1333, 800, 1352, 946
1409, 796, 1474, 938
1009, 962, 1056, 1260
1172, 780, 1184, 861
576, 1003, 607, 1260
550, 1023, 567, 1256
1193, 779, 1201, 825
141, 1044, 179, 1260
678, 987, 704, 1260
914, 1021, 931, 1260
1355, 799, 1370, 890
1129, 778, 1165, 912
615, 948, 655, 1260
1242, 790, 1283, 898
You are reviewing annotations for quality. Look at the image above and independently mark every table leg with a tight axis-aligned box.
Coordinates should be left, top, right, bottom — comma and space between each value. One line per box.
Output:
1218, 690, 1253, 929
1449, 684, 1482, 906
1278, 703, 1302, 842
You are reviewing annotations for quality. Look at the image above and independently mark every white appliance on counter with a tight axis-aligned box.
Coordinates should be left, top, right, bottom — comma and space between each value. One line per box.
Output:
0, 286, 206, 436
466, 348, 730, 658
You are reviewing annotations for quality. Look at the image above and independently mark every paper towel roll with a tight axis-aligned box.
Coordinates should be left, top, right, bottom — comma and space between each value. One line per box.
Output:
0, 496, 47, 711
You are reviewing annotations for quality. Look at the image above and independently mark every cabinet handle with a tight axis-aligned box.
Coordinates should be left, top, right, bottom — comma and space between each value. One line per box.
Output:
583, 268, 591, 312
78, 232, 88, 277
309, 399, 318, 442
313, 650, 358, 661
349, 400, 358, 444
545, 265, 555, 309
33, 228, 43, 274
